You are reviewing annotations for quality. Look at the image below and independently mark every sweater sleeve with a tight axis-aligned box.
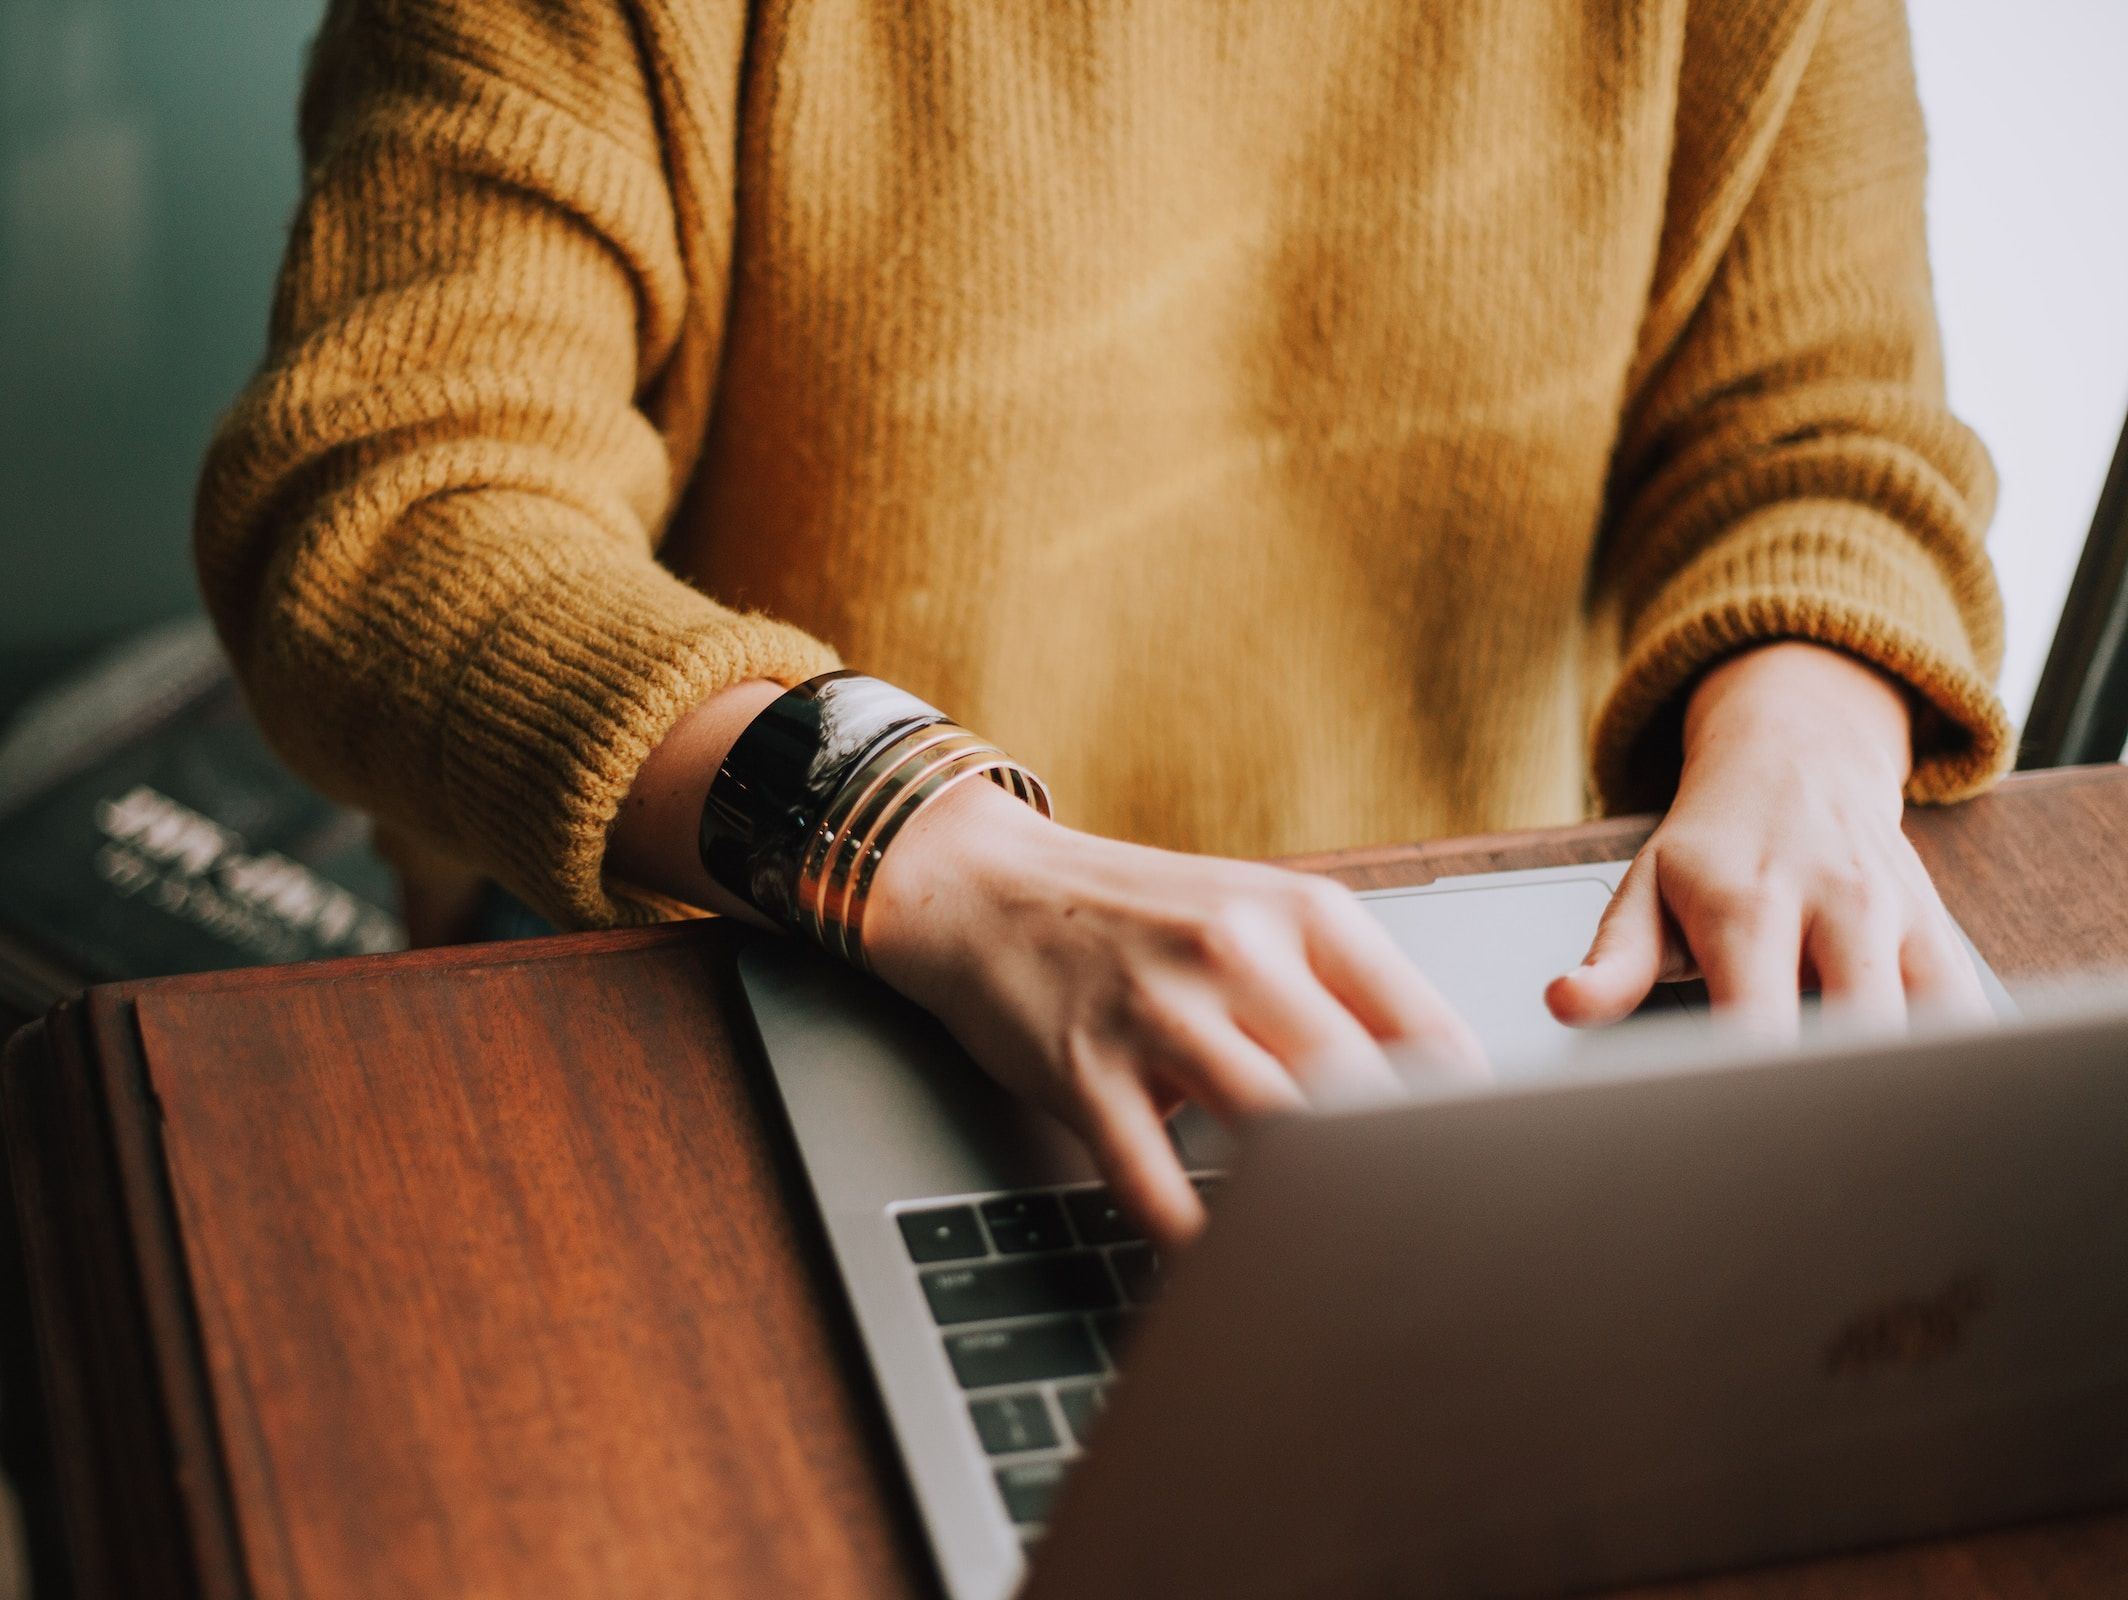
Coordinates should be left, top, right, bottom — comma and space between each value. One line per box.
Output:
192, 0, 838, 929
1588, 0, 2010, 815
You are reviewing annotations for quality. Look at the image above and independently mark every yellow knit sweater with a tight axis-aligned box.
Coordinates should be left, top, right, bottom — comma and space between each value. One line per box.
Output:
195, 0, 2010, 929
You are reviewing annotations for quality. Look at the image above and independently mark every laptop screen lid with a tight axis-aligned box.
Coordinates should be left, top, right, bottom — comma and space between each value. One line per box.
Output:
1025, 991, 2128, 1600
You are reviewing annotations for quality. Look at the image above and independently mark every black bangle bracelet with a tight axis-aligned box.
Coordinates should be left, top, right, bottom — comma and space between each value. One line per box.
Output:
699, 672, 946, 928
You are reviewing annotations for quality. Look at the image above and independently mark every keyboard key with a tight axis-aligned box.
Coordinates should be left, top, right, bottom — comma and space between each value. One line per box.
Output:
921, 1253, 1119, 1326
945, 1318, 1104, 1389
981, 1194, 1071, 1254
969, 1391, 1059, 1454
1063, 1187, 1142, 1245
1056, 1382, 1108, 1446
1109, 1242, 1162, 1304
1091, 1310, 1133, 1365
897, 1206, 986, 1263
996, 1460, 1066, 1526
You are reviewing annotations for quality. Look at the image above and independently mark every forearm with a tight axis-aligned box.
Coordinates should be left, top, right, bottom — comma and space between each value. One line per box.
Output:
198, 9, 843, 929
610, 679, 1049, 931
606, 679, 788, 921
1589, 0, 2007, 815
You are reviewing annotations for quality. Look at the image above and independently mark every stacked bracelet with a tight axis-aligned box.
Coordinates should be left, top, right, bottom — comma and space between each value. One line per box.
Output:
699, 672, 1051, 968
796, 722, 1048, 967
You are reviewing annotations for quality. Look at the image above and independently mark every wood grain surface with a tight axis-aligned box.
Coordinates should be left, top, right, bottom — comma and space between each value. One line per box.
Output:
6, 766, 2127, 1600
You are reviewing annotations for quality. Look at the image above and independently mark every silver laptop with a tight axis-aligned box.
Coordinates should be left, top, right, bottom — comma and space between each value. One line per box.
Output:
734, 861, 2122, 1599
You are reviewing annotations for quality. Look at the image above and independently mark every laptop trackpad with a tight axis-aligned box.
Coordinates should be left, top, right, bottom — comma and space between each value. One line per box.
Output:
1367, 876, 1674, 1068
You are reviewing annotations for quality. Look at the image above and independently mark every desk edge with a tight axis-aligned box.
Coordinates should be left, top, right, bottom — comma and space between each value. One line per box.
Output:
4, 996, 249, 1600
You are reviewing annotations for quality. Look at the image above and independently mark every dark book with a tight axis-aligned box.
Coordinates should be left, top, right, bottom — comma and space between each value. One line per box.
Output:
0, 618, 405, 1023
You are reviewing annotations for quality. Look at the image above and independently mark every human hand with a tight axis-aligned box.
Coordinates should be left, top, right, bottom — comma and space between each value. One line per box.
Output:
865, 782, 1485, 1250
1547, 641, 1989, 1039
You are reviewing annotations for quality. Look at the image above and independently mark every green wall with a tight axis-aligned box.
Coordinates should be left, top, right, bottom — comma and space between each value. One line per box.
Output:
0, 0, 323, 654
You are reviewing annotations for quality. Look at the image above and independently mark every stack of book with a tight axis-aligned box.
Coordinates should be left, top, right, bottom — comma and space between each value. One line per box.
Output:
0, 618, 405, 1029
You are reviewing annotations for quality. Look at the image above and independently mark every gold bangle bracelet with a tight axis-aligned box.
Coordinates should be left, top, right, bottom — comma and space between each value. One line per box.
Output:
793, 726, 990, 949
817, 741, 1004, 962
842, 758, 1049, 969
786, 716, 1052, 969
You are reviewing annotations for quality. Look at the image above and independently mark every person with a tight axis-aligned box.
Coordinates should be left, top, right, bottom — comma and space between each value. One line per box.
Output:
195, 0, 2010, 1249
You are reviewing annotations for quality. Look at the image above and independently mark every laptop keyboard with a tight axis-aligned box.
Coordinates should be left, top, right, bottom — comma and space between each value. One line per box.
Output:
893, 1176, 1218, 1538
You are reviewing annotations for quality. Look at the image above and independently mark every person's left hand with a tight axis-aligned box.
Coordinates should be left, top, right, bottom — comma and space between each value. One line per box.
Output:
1546, 640, 1991, 1039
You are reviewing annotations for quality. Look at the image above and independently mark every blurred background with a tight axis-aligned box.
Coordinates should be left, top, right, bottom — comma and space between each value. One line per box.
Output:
2, 0, 2125, 729
0, 0, 317, 700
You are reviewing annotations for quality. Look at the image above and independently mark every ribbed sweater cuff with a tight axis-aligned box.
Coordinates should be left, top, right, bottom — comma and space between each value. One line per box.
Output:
438, 560, 840, 928
1592, 504, 2013, 815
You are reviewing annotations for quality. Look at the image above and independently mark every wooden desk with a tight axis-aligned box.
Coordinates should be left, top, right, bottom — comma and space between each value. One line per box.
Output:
7, 766, 2128, 1600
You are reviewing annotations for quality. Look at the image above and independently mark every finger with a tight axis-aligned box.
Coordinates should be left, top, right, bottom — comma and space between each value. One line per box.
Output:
1069, 1076, 1205, 1251
1690, 889, 1805, 1044
1804, 904, 1907, 1031
1148, 1004, 1312, 1126
1300, 892, 1488, 1075
1547, 853, 1680, 1027
1231, 966, 1406, 1110
1901, 920, 1994, 1024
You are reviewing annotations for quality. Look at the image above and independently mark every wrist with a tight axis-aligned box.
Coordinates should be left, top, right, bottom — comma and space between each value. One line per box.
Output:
864, 778, 1055, 984
1682, 642, 1912, 791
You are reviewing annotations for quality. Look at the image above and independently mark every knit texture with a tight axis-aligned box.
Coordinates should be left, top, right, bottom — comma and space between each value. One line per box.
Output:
196, 0, 2010, 929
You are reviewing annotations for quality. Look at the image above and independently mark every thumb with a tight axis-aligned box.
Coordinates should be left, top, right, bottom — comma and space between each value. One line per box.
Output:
1547, 854, 1667, 1027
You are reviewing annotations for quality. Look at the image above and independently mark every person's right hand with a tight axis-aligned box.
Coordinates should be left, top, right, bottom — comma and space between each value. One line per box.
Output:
864, 781, 1486, 1250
